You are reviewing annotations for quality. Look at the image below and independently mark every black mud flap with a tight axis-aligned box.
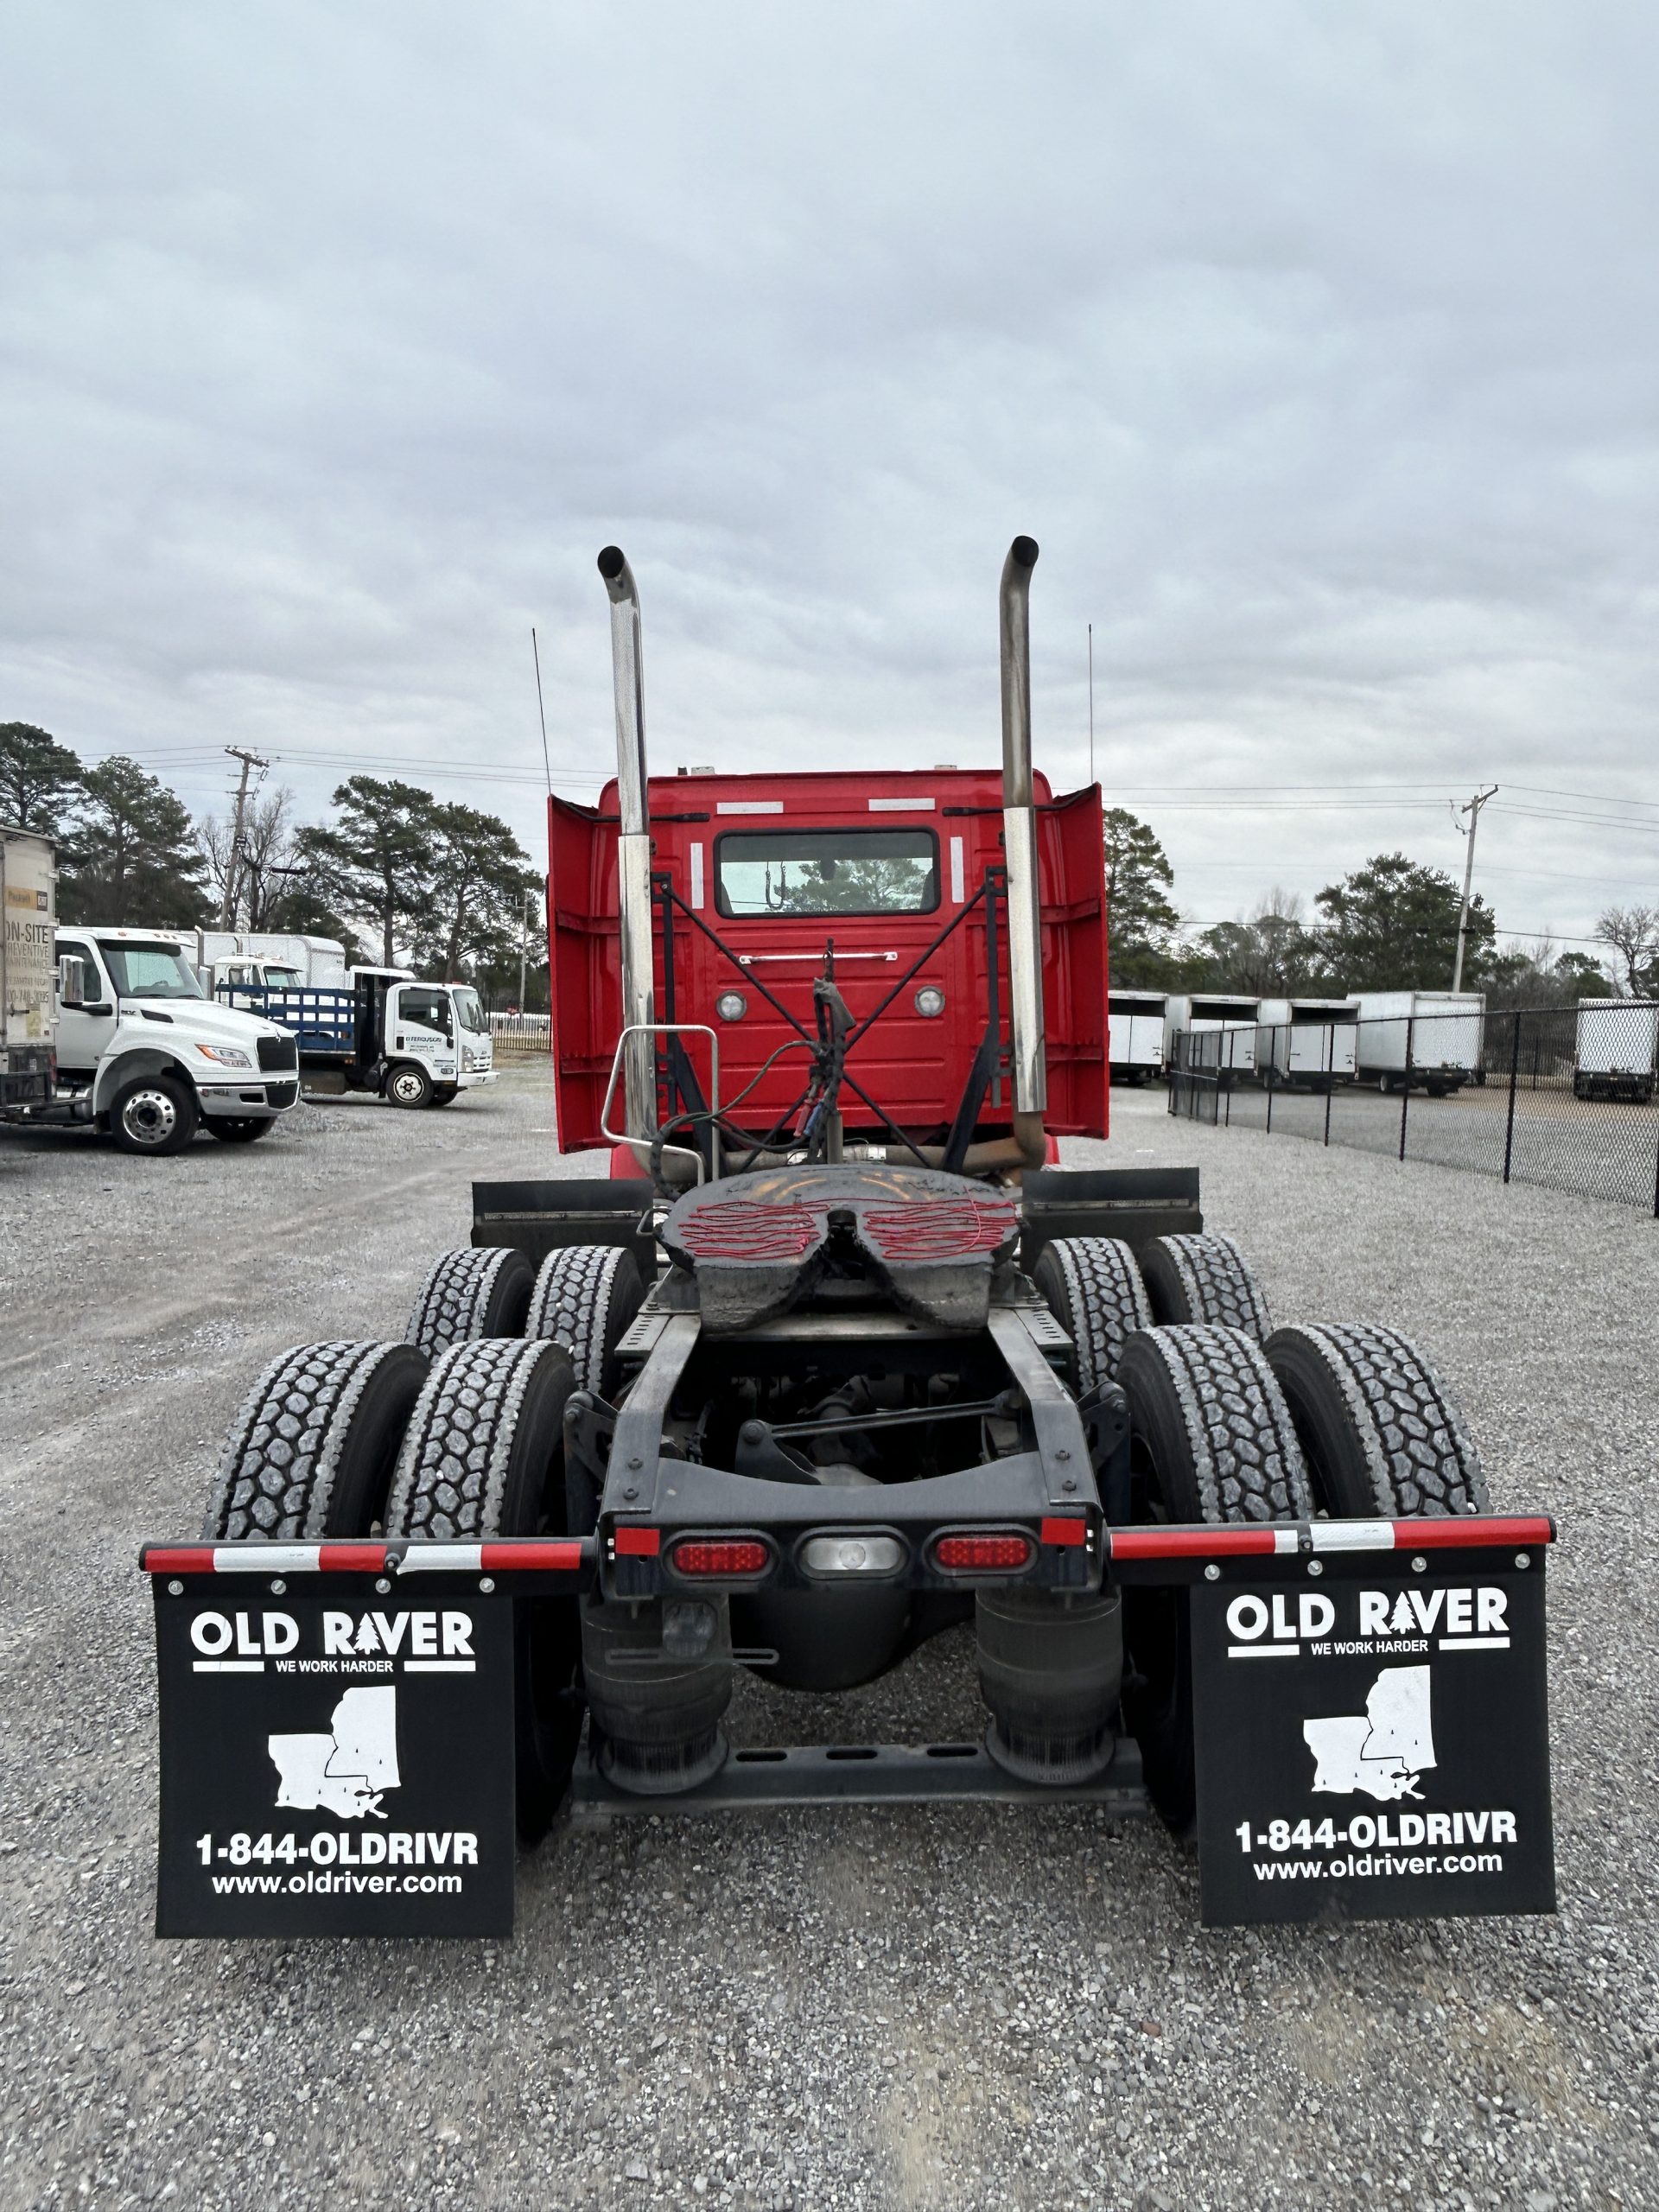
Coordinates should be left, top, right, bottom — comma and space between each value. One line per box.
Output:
1020, 1166, 1202, 1270
1189, 1544, 1554, 1926
153, 1574, 517, 1938
472, 1176, 657, 1278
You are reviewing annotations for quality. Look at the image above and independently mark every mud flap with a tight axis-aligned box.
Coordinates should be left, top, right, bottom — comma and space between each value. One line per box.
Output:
1188, 1543, 1554, 1925
152, 1573, 517, 1937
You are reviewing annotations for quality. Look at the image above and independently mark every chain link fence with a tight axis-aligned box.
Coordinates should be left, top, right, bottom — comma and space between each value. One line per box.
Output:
1168, 1003, 1659, 1216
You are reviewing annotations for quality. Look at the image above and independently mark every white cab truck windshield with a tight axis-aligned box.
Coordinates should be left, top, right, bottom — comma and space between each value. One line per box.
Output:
452, 987, 487, 1033
97, 941, 207, 1001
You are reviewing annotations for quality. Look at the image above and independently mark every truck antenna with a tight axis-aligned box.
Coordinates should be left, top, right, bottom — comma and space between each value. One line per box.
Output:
531, 626, 553, 796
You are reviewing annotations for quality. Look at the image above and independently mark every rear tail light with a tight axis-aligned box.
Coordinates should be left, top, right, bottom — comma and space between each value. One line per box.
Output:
934, 1533, 1034, 1573
669, 1538, 771, 1579
800, 1534, 906, 1578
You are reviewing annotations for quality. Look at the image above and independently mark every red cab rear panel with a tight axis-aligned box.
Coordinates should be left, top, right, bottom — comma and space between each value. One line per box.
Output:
547, 768, 1107, 1154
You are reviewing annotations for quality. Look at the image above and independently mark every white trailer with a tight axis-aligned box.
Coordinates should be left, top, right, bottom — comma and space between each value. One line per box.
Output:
1108, 990, 1166, 1084
1349, 990, 1485, 1096
1255, 997, 1358, 1089
1164, 994, 1260, 1076
1, 824, 56, 1113
1573, 999, 1657, 1103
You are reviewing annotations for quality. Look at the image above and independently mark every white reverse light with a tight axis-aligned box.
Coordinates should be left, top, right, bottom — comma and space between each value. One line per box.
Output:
800, 1535, 906, 1577
715, 991, 748, 1021
913, 986, 946, 1019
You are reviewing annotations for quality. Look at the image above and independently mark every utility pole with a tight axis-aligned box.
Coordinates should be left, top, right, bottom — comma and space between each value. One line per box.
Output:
1452, 784, 1498, 993
518, 886, 532, 1013
220, 747, 269, 928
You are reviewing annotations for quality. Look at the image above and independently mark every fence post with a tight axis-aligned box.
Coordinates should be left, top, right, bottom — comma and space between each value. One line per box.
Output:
1265, 1058, 1274, 1135
1399, 1028, 1412, 1162
1324, 1021, 1333, 1145
1503, 1009, 1521, 1185
1652, 1122, 1659, 1220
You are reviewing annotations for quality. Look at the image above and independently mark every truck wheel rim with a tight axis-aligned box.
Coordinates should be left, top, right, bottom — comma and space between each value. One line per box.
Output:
390, 1071, 423, 1103
124, 1087, 177, 1143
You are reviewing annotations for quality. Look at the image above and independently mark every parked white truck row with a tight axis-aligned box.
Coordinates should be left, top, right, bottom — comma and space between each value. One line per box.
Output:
1110, 985, 1657, 1102
2, 827, 498, 1157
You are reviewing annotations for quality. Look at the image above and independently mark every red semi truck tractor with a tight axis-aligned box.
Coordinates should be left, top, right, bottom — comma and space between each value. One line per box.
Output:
144, 540, 1555, 1942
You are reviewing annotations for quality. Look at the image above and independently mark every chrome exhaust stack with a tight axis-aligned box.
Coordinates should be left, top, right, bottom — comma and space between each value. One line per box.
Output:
998, 536, 1048, 1156
598, 546, 657, 1142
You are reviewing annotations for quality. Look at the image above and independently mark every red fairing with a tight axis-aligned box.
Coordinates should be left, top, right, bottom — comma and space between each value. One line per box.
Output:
546, 768, 1108, 1154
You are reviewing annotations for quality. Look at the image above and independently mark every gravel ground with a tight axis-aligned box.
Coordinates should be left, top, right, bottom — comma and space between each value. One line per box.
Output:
2, 1068, 1656, 2210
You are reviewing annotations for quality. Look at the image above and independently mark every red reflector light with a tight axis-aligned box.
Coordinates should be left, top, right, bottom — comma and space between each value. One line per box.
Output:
670, 1539, 771, 1578
935, 1534, 1033, 1573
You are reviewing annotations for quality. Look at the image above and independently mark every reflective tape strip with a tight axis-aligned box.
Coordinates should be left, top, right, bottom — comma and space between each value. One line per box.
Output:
1039, 1516, 1089, 1548
214, 1545, 330, 1574
690, 842, 705, 910
1400, 1516, 1554, 1550
868, 796, 934, 811
480, 1541, 586, 1572
1109, 1527, 1282, 1560
950, 836, 965, 903
716, 801, 783, 815
394, 1544, 484, 1574
1306, 1520, 1396, 1553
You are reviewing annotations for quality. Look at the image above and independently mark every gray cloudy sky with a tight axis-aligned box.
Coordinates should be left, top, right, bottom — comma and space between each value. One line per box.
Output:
3, 2, 1656, 950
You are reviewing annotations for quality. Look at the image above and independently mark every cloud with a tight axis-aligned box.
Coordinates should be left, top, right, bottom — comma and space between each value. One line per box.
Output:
2, 0, 1656, 941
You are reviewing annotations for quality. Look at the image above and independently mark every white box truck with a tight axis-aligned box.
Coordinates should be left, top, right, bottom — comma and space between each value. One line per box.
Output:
187, 929, 350, 994
1164, 994, 1260, 1077
1108, 989, 1166, 1084
1255, 997, 1358, 1090
1350, 990, 1485, 1096
2, 824, 57, 1113
1573, 999, 1657, 1103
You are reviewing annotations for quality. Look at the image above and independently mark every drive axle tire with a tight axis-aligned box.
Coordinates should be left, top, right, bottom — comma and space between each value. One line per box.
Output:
1118, 1325, 1312, 1832
525, 1244, 645, 1398
1265, 1322, 1491, 1519
203, 1340, 430, 1541
1033, 1236, 1152, 1390
407, 1246, 536, 1358
385, 1337, 582, 1839
203, 1116, 274, 1143
385, 1062, 432, 1109
109, 1072, 199, 1156
1140, 1231, 1273, 1340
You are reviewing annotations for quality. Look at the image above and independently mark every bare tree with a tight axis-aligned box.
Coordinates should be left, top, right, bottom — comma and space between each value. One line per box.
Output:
1594, 904, 1659, 996
197, 787, 297, 928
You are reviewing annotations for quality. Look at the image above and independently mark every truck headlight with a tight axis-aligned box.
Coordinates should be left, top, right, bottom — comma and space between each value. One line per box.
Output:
196, 1044, 253, 1068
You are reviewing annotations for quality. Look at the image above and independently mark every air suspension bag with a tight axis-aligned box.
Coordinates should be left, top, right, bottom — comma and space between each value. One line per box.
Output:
582, 1596, 733, 1795
976, 1586, 1123, 1784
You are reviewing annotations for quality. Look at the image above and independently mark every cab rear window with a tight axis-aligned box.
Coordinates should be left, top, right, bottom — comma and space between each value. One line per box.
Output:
715, 829, 939, 918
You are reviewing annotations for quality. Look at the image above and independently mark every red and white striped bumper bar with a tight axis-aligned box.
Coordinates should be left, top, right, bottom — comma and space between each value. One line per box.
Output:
141, 1517, 1554, 1580
141, 1539, 594, 1577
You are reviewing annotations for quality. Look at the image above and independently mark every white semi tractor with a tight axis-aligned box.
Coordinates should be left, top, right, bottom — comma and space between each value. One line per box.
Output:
1573, 999, 1657, 1103
1163, 994, 1261, 1077
1255, 997, 1359, 1090
1349, 990, 1485, 1096
1108, 989, 1166, 1084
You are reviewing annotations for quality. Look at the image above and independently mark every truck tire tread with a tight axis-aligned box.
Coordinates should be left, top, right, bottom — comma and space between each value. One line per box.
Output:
204, 1339, 429, 1541
1140, 1231, 1273, 1339
524, 1244, 645, 1397
1033, 1236, 1151, 1391
1265, 1322, 1490, 1518
406, 1245, 535, 1358
385, 1336, 575, 1541
1118, 1323, 1312, 1523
